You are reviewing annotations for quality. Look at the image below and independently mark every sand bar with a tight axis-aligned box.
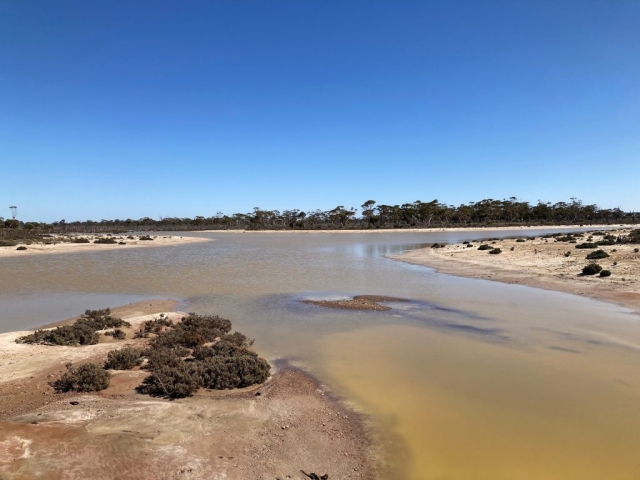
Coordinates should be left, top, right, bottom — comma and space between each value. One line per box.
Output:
393, 228, 640, 313
0, 234, 210, 258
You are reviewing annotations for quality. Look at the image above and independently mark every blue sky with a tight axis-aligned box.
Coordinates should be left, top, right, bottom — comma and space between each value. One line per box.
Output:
1, 1, 639, 222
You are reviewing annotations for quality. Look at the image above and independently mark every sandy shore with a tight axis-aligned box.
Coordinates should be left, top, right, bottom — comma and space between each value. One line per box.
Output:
0, 234, 210, 258
0, 301, 376, 480
393, 229, 640, 313
201, 224, 628, 234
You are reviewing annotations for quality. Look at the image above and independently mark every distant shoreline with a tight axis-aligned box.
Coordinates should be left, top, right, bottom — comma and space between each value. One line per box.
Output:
200, 224, 627, 234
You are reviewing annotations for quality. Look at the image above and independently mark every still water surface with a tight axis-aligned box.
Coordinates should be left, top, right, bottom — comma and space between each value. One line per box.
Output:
1, 230, 639, 479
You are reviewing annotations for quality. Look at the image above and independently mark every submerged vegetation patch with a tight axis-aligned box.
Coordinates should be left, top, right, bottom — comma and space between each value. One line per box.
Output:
302, 295, 410, 311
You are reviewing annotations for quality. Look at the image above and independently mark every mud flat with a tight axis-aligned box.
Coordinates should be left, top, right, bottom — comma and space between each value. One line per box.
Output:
393, 228, 640, 312
303, 295, 409, 311
0, 302, 377, 480
0, 234, 210, 258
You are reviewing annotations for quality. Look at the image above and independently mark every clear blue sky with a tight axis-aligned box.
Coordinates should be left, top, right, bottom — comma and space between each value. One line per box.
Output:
1, 1, 639, 222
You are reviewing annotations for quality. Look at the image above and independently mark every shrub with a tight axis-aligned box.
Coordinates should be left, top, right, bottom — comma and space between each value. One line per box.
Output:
431, 243, 445, 248
516, 238, 526, 242
478, 244, 492, 251
72, 238, 90, 243
52, 363, 110, 392
489, 248, 502, 254
105, 328, 126, 340
94, 237, 117, 244
582, 264, 603, 275
510, 247, 514, 251
635, 248, 639, 253
564, 251, 571, 257
575, 243, 597, 249
139, 235, 154, 241
16, 246, 27, 250
0, 240, 17, 247
104, 347, 143, 370
127, 235, 135, 240
600, 270, 611, 277
586, 249, 609, 260
118, 241, 126, 245
16, 309, 129, 346
466, 244, 473, 248
137, 314, 270, 398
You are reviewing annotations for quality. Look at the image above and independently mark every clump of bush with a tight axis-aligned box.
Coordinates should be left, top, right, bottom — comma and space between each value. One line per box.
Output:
16, 309, 130, 346
564, 251, 571, 257
104, 347, 144, 370
489, 248, 502, 254
16, 246, 27, 250
105, 328, 126, 340
599, 270, 612, 278
0, 240, 17, 247
575, 242, 598, 249
52, 363, 111, 392
94, 237, 118, 244
431, 243, 445, 248
72, 237, 90, 243
478, 244, 492, 251
136, 313, 270, 398
139, 235, 154, 241
635, 248, 639, 253
582, 264, 603, 275
516, 238, 526, 242
586, 249, 610, 260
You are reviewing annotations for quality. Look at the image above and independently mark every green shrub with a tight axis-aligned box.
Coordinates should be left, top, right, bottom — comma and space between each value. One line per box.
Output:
52, 363, 110, 392
137, 314, 269, 398
139, 235, 154, 241
478, 244, 492, 251
94, 237, 117, 244
516, 238, 526, 242
635, 248, 639, 253
489, 248, 502, 254
431, 243, 445, 248
104, 347, 143, 370
17, 309, 129, 346
72, 238, 90, 243
564, 251, 571, 257
582, 264, 603, 275
105, 328, 126, 340
586, 249, 609, 260
16, 246, 27, 250
0, 240, 17, 247
575, 243, 597, 249
599, 270, 611, 277
466, 244, 473, 248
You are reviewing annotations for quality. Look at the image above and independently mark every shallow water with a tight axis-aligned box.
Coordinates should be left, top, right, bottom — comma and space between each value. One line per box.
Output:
1, 229, 639, 479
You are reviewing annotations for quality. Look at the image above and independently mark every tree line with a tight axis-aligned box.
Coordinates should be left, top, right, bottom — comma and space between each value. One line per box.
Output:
1, 198, 636, 234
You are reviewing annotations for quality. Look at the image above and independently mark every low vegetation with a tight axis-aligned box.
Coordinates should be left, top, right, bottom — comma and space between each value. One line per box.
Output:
52, 363, 111, 392
582, 264, 603, 276
104, 347, 144, 370
489, 248, 502, 254
478, 244, 492, 251
599, 270, 612, 278
586, 249, 610, 260
16, 309, 130, 346
94, 237, 117, 244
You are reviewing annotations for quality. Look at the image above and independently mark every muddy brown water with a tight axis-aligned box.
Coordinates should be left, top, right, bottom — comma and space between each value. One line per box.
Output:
1, 229, 639, 479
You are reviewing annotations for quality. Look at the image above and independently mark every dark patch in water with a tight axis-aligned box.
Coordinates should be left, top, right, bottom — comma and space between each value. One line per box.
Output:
549, 345, 582, 354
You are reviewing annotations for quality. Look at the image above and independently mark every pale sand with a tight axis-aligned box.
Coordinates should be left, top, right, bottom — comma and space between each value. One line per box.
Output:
201, 224, 628, 234
0, 234, 210, 258
393, 228, 640, 313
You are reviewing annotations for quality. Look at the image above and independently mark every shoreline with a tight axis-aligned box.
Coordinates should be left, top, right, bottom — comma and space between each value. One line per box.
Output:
0, 301, 377, 479
0, 234, 211, 258
200, 224, 629, 234
392, 230, 640, 313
